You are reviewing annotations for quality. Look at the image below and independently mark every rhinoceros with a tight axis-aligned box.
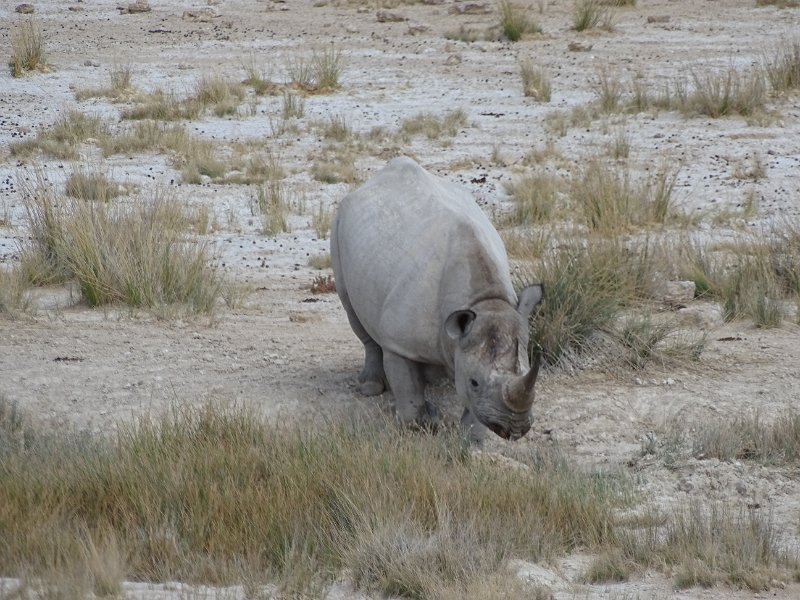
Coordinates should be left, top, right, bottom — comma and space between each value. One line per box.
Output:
330, 157, 543, 441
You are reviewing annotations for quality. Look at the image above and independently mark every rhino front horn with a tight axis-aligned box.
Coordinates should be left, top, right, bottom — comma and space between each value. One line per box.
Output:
503, 348, 542, 412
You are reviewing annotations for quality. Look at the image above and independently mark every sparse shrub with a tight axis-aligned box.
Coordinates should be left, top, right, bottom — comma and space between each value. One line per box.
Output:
497, 0, 540, 42
756, 0, 800, 7
243, 57, 279, 95
311, 150, 359, 184
584, 549, 633, 582
520, 60, 551, 101
400, 109, 467, 140
9, 18, 47, 77
310, 274, 336, 294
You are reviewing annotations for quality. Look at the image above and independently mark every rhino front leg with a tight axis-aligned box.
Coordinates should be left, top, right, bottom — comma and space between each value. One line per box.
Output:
461, 407, 487, 444
358, 339, 386, 396
383, 351, 440, 429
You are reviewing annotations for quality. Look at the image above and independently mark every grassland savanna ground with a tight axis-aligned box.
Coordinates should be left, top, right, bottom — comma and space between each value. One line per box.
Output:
3, 1, 800, 598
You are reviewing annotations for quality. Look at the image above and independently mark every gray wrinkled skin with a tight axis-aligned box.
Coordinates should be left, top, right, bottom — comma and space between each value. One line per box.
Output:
331, 157, 544, 441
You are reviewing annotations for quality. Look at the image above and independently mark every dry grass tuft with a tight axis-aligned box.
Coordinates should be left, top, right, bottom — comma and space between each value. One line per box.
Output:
520, 60, 552, 101
399, 109, 467, 141
504, 171, 562, 224
0, 269, 29, 315
254, 180, 290, 236
75, 65, 134, 101
572, 161, 679, 232
308, 253, 333, 270
572, 0, 613, 32
310, 274, 336, 294
121, 91, 203, 121
9, 18, 48, 77
498, 0, 541, 42
765, 39, 800, 92
195, 75, 246, 116
10, 110, 111, 160
18, 172, 222, 314
65, 168, 126, 202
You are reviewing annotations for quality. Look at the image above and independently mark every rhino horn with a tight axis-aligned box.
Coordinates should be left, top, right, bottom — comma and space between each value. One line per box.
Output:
503, 348, 542, 412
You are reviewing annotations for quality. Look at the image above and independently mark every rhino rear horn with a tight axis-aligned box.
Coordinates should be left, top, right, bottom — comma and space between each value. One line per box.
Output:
503, 347, 542, 412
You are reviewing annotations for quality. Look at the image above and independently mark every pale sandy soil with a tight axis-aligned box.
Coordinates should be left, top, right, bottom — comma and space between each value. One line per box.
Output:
2, 1, 800, 598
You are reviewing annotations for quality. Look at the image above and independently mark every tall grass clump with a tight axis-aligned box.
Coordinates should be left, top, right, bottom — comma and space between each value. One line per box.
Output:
764, 39, 800, 92
572, 161, 679, 232
9, 18, 48, 77
0, 403, 629, 594
520, 60, 551, 101
312, 45, 344, 90
572, 0, 612, 32
677, 225, 800, 326
613, 502, 798, 590
688, 412, 800, 464
525, 236, 659, 366
504, 172, 561, 224
194, 75, 246, 117
254, 180, 290, 235
19, 173, 222, 314
65, 168, 125, 202
686, 67, 766, 118
497, 1, 540, 42
121, 91, 203, 121
0, 269, 28, 315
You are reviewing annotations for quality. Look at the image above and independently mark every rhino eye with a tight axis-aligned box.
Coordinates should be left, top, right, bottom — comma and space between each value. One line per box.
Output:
470, 378, 479, 389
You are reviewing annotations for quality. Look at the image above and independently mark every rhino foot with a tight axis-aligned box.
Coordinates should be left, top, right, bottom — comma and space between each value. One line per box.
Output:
358, 379, 386, 396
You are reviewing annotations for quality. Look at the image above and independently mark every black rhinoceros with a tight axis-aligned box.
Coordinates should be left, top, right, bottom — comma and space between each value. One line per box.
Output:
331, 157, 543, 441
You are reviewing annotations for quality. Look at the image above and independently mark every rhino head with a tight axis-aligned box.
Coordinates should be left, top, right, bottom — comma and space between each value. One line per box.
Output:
444, 284, 544, 441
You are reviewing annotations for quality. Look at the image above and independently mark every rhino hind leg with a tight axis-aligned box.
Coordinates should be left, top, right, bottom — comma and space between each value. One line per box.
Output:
383, 351, 440, 429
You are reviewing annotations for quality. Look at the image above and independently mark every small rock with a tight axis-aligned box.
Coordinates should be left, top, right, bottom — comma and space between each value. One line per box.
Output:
68, 5, 84, 11
448, 3, 489, 15
735, 480, 748, 496
568, 41, 593, 52
647, 15, 671, 24
83, 60, 100, 67
118, 0, 151, 14
406, 25, 429, 35
677, 478, 693, 492
376, 11, 406, 23
15, 3, 35, 14
183, 8, 217, 21
676, 304, 723, 329
657, 280, 696, 306
444, 54, 462, 66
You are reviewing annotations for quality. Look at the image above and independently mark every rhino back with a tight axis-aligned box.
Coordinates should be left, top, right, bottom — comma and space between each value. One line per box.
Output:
333, 157, 516, 364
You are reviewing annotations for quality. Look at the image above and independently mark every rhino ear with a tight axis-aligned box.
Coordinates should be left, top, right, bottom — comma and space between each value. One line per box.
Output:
444, 309, 476, 340
517, 284, 544, 319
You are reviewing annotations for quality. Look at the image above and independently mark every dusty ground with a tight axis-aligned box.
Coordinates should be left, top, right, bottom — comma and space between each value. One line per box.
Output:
2, 0, 800, 598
